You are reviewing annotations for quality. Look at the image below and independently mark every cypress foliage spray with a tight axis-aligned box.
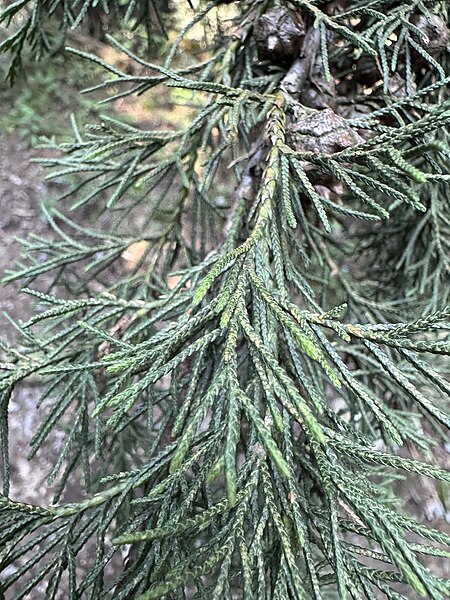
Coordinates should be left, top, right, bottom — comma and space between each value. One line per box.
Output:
1, 1, 450, 598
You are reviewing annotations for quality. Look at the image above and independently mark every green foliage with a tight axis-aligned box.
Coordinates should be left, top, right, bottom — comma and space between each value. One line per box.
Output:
1, 1, 450, 599
0, 0, 172, 82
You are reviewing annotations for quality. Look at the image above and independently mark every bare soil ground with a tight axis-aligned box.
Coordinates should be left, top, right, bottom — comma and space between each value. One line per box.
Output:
0, 135, 78, 506
0, 136, 48, 338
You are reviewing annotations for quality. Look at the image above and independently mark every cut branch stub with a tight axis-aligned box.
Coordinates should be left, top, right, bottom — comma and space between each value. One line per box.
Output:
411, 14, 449, 58
287, 108, 364, 154
254, 8, 306, 65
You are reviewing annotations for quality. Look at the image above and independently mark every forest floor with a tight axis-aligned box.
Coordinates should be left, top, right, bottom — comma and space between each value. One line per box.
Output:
0, 135, 93, 597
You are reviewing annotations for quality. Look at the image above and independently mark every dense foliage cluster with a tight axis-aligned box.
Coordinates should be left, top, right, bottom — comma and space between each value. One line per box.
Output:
0, 0, 170, 81
1, 1, 450, 598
